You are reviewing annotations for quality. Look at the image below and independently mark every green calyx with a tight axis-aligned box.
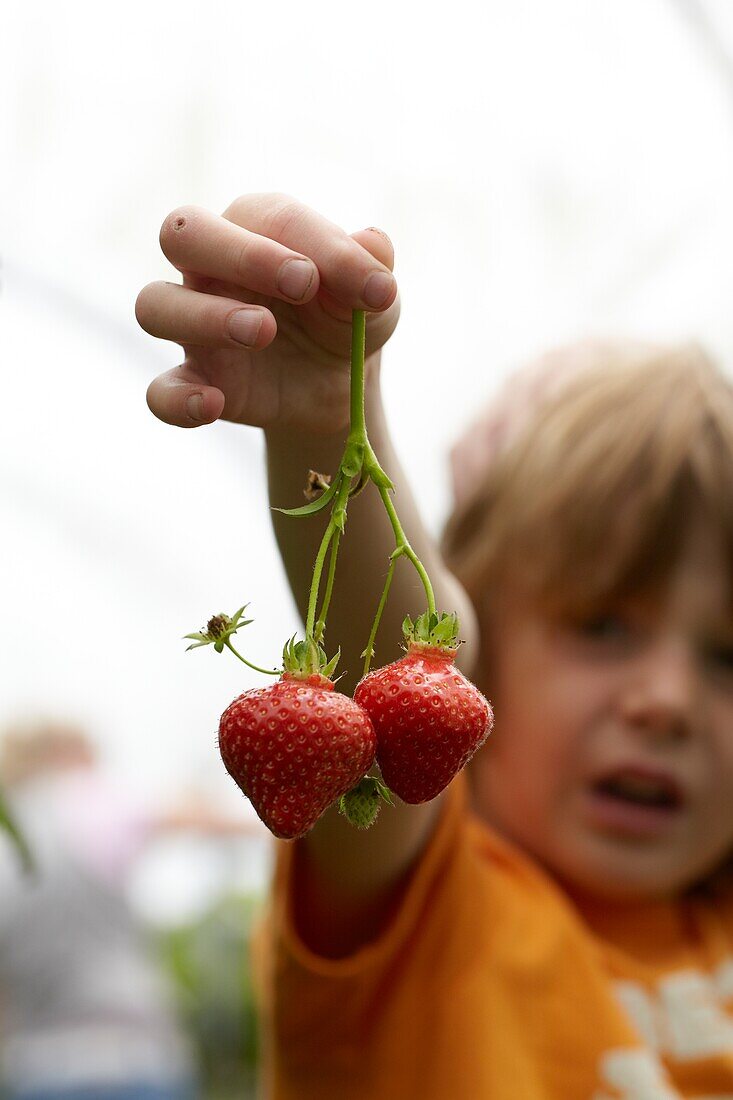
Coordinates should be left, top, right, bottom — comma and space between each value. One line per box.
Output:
185, 604, 253, 653
184, 604, 280, 676
402, 610, 461, 651
338, 776, 394, 829
282, 635, 340, 680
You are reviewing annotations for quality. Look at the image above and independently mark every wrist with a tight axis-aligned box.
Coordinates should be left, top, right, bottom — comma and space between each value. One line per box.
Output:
264, 351, 384, 453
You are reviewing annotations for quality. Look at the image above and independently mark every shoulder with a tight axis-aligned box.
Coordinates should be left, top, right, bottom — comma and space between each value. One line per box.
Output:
259, 773, 585, 978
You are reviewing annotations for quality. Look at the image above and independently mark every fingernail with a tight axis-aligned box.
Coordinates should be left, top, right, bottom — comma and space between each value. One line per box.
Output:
187, 394, 204, 422
228, 309, 262, 347
363, 271, 395, 309
278, 259, 314, 301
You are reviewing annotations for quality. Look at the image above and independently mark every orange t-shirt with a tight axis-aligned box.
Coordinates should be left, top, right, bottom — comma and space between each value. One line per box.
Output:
251, 775, 733, 1099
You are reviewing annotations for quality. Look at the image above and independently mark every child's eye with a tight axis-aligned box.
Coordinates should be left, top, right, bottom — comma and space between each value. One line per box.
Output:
555, 612, 639, 660
559, 613, 638, 657
704, 643, 733, 674
575, 615, 631, 642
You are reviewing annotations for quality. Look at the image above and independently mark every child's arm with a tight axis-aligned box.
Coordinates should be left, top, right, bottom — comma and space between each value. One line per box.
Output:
138, 193, 478, 954
266, 384, 477, 955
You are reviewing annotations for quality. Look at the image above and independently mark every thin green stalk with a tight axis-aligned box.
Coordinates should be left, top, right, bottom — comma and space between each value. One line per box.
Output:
350, 308, 367, 436
299, 309, 438, 665
376, 484, 436, 615
305, 520, 338, 640
305, 479, 351, 640
315, 528, 341, 642
362, 555, 398, 677
225, 641, 280, 676
0, 787, 33, 874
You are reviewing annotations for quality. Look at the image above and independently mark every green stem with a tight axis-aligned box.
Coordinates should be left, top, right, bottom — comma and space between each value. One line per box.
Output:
225, 640, 280, 676
350, 308, 367, 437
299, 309, 437, 663
305, 521, 337, 640
315, 528, 341, 642
305, 479, 350, 639
0, 787, 34, 874
362, 555, 398, 677
375, 483, 436, 616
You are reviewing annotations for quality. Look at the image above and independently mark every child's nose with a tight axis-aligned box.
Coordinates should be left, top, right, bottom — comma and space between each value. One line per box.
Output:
619, 638, 696, 742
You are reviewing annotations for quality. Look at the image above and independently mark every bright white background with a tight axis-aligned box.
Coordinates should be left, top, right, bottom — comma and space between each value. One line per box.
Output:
2, 0, 733, 910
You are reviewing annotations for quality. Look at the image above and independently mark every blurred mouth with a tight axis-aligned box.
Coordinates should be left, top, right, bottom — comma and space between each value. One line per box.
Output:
582, 765, 687, 838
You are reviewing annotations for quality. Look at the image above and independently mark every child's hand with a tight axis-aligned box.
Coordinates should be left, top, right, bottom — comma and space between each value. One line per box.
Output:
136, 193, 399, 434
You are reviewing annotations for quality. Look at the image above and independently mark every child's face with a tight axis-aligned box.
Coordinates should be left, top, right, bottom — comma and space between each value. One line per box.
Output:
471, 517, 733, 901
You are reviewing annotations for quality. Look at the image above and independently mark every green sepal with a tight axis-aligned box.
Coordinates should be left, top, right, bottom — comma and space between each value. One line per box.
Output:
322, 648, 341, 679
281, 635, 340, 679
338, 777, 394, 829
433, 616, 459, 645
368, 466, 394, 490
185, 604, 281, 676
378, 778, 395, 805
272, 475, 342, 517
282, 636, 322, 672
403, 610, 461, 650
184, 605, 253, 652
281, 634, 297, 669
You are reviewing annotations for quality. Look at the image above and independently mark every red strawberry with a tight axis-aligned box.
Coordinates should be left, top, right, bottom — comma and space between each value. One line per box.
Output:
354, 624, 492, 803
219, 672, 376, 839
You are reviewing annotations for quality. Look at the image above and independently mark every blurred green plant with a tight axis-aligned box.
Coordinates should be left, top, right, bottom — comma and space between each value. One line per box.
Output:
155, 891, 263, 1100
0, 785, 33, 873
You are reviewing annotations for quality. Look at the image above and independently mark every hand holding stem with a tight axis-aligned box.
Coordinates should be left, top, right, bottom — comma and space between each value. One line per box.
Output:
189, 308, 449, 682
285, 309, 437, 677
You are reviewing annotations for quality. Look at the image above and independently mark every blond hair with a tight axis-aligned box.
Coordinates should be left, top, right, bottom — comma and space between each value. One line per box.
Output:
441, 340, 733, 898
442, 341, 733, 619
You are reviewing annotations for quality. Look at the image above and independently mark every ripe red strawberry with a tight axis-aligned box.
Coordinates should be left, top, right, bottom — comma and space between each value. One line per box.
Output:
354, 614, 492, 803
219, 672, 376, 839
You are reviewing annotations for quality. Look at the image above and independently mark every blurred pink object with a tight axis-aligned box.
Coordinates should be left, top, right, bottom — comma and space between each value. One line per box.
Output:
51, 766, 152, 883
448, 339, 657, 510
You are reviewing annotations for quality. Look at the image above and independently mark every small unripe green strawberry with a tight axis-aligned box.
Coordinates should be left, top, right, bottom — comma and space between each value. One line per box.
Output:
338, 776, 393, 829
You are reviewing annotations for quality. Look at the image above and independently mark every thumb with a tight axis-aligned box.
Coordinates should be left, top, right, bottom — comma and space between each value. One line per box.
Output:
146, 362, 226, 428
348, 227, 399, 356
349, 226, 395, 272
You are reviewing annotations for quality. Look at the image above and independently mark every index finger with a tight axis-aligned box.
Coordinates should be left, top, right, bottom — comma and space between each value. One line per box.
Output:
160, 204, 321, 305
224, 192, 397, 311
